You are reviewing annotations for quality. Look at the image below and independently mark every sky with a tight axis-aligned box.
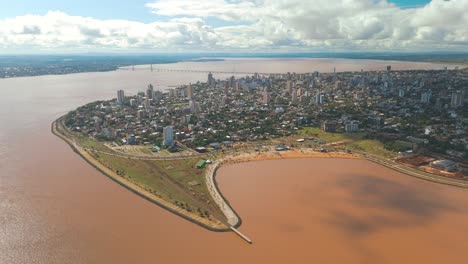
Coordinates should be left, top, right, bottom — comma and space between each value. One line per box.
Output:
0, 0, 467, 54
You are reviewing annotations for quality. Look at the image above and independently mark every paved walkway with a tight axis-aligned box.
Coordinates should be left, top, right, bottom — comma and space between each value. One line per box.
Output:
205, 161, 240, 226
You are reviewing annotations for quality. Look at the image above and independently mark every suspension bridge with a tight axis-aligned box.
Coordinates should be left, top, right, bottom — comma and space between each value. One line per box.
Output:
118, 64, 279, 76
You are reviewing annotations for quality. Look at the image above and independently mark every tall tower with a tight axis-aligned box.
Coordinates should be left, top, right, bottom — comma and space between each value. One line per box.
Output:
163, 126, 174, 146
333, 67, 337, 82
187, 84, 194, 99
262, 91, 271, 105
286, 80, 293, 93
146, 84, 154, 99
117, 90, 125, 105
208, 72, 214, 86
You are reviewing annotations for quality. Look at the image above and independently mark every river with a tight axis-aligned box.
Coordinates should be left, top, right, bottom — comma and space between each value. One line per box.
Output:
0, 58, 466, 264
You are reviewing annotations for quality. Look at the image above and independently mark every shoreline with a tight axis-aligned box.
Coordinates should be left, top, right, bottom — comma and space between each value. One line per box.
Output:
52, 115, 467, 233
205, 150, 360, 228
51, 117, 230, 232
51, 116, 359, 231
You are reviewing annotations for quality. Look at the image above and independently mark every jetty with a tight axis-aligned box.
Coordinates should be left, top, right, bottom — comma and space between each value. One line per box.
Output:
230, 227, 252, 244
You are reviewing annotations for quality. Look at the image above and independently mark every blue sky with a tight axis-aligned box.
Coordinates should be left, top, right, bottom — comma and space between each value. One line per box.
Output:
0, 0, 431, 23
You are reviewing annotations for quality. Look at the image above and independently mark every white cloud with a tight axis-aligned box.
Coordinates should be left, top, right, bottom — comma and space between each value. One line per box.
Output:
0, 0, 468, 52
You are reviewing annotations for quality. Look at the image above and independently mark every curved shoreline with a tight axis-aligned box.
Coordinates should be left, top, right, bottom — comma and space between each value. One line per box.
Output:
52, 117, 230, 232
204, 150, 361, 228
52, 115, 467, 233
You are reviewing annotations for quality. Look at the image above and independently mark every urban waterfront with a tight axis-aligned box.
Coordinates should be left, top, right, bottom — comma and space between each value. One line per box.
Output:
1, 58, 467, 264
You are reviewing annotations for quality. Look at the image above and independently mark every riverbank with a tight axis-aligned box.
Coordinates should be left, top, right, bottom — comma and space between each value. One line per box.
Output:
53, 115, 360, 231
52, 115, 466, 235
52, 118, 229, 231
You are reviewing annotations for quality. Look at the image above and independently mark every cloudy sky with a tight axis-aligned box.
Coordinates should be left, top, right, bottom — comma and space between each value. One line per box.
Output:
0, 0, 467, 54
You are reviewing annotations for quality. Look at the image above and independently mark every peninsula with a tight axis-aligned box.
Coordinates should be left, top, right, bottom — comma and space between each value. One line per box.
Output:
53, 67, 468, 231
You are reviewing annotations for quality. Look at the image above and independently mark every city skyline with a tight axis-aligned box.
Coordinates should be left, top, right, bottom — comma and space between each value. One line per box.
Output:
2, 0, 468, 54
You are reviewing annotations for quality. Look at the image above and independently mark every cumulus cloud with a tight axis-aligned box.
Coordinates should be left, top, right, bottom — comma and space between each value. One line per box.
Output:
0, 0, 467, 52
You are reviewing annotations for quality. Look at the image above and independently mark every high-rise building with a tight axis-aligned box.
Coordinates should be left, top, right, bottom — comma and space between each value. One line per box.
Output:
262, 91, 271, 105
153, 90, 162, 101
291, 89, 298, 102
387, 65, 392, 72
286, 80, 293, 93
451, 90, 464, 107
421, 91, 432, 104
230, 76, 235, 88
398, 89, 405, 98
333, 67, 337, 82
224, 83, 229, 96
187, 84, 194, 99
163, 126, 174, 146
189, 100, 199, 113
208, 72, 215, 86
315, 93, 324, 105
137, 110, 145, 120
146, 84, 154, 99
117, 90, 125, 105
144, 97, 150, 110
168, 89, 175, 97
234, 80, 241, 93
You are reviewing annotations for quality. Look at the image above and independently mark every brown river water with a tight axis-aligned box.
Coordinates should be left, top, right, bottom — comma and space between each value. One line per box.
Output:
0, 58, 466, 264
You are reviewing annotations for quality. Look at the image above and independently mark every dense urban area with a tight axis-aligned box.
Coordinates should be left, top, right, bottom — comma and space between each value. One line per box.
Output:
64, 67, 468, 176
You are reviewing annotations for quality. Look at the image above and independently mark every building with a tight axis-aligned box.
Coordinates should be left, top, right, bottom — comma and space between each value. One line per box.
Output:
208, 72, 215, 86
291, 89, 298, 102
187, 84, 194, 99
196, 159, 207, 169
189, 100, 199, 114
345, 121, 359, 133
146, 84, 154, 99
117, 90, 125, 105
262, 91, 271, 105
451, 91, 464, 108
315, 93, 324, 105
430, 160, 458, 172
144, 97, 150, 111
421, 91, 432, 103
386, 65, 392, 72
127, 134, 137, 145
286, 80, 293, 93
163, 126, 174, 146
398, 89, 405, 98
137, 110, 145, 120
321, 121, 337, 133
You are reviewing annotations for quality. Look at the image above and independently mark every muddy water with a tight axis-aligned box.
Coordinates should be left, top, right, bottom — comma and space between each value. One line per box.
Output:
0, 58, 466, 264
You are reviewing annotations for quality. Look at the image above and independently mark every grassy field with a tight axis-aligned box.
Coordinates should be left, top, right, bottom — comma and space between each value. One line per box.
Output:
297, 127, 365, 142
91, 152, 225, 221
76, 135, 114, 152
297, 126, 398, 159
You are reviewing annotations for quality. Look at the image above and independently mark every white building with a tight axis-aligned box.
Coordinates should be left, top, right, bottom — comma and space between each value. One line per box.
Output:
451, 91, 464, 108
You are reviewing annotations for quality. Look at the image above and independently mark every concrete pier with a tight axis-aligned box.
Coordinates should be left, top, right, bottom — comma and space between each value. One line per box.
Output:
230, 227, 252, 244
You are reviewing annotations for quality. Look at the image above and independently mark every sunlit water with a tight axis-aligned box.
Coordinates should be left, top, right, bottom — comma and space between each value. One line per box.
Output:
0, 58, 466, 264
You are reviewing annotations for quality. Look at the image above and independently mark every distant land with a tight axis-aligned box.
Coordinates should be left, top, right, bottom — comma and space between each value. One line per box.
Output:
1, 52, 468, 78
